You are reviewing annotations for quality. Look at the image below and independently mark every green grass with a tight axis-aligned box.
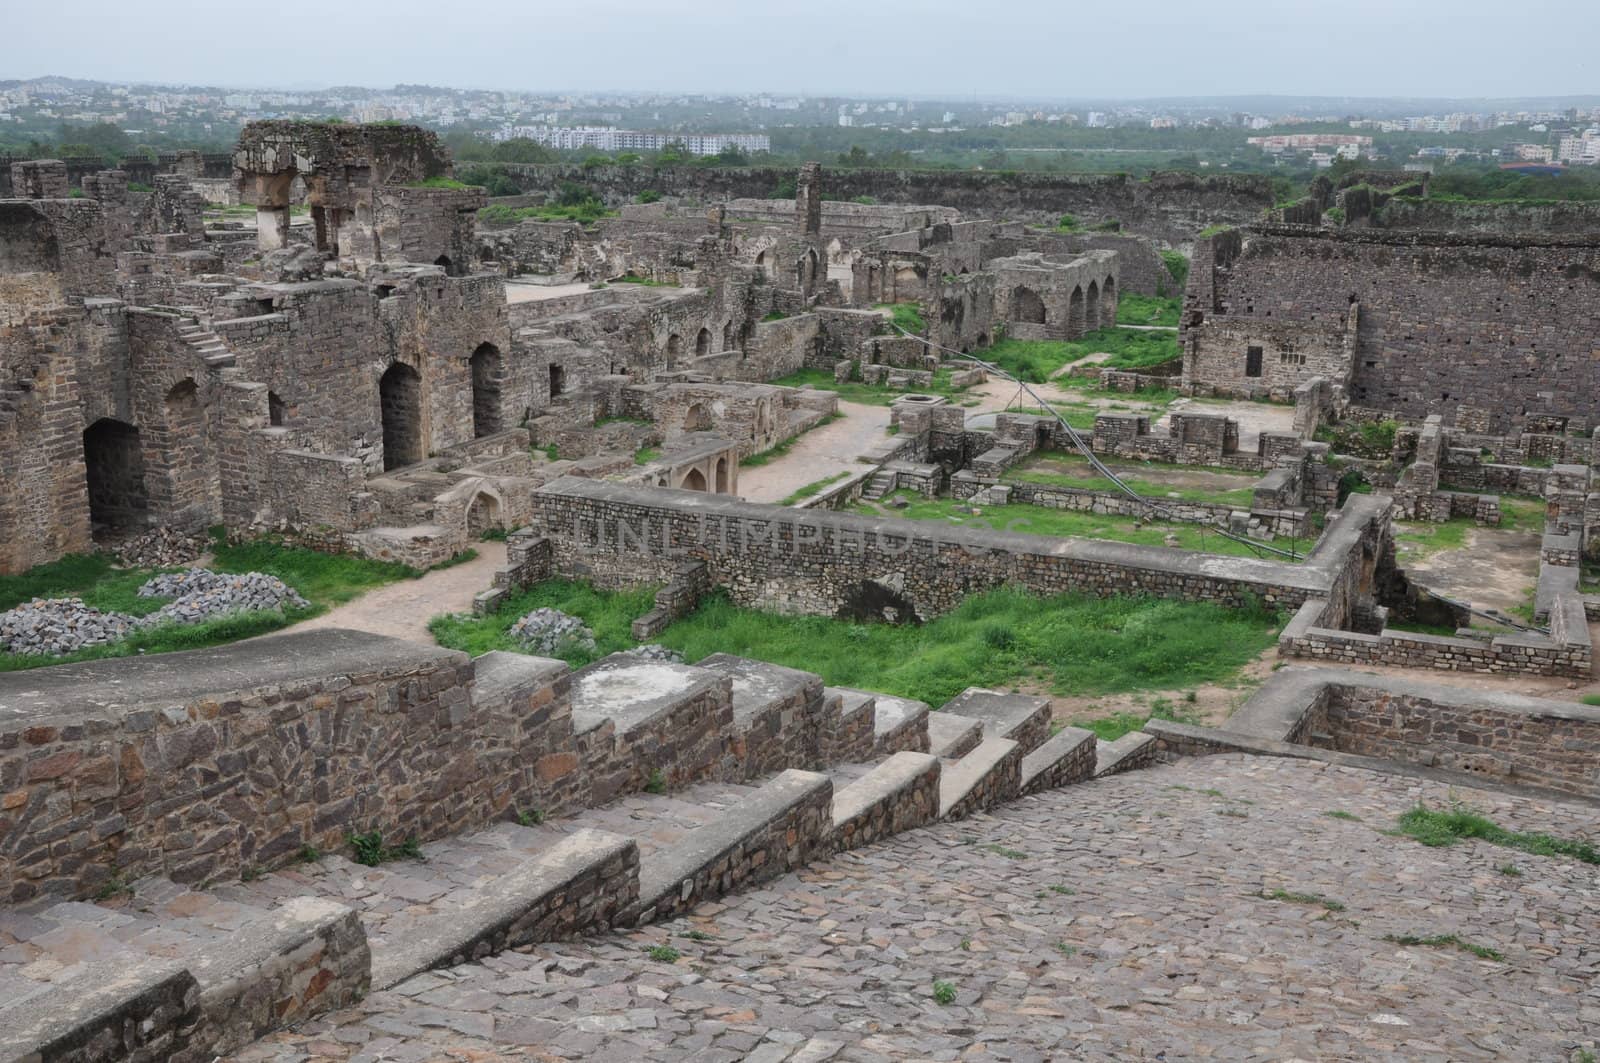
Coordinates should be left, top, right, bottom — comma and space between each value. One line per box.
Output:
876, 302, 927, 334
932, 980, 958, 1005
1396, 804, 1599, 865
1393, 498, 1543, 563
478, 202, 617, 225
346, 830, 422, 867
1115, 293, 1181, 327
769, 367, 972, 407
781, 472, 850, 506
408, 176, 471, 190
1159, 250, 1189, 294
647, 944, 681, 963
851, 493, 1299, 562
1074, 695, 1201, 742
1581, 693, 1600, 707
1002, 457, 1257, 508
1382, 933, 1503, 962
1, 535, 420, 672
431, 580, 1280, 708
1260, 888, 1345, 912
634, 446, 662, 465
983, 328, 1179, 382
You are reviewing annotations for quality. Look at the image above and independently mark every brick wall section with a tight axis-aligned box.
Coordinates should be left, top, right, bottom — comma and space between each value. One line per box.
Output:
531, 478, 1389, 623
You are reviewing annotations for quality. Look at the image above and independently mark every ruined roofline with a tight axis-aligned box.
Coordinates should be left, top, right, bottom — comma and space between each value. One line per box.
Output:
1241, 220, 1600, 251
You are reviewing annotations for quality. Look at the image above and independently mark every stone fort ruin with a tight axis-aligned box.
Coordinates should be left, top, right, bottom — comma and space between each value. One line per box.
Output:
1, 127, 1599, 1061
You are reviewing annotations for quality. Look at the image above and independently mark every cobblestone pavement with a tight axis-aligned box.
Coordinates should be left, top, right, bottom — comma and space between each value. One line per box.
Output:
231, 755, 1600, 1062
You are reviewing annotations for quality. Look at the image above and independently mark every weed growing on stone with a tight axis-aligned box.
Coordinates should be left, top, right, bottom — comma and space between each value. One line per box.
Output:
297, 844, 322, 863
985, 844, 1028, 860
645, 770, 668, 795
1049, 884, 1076, 895
1497, 863, 1522, 876
1324, 810, 1360, 821
1055, 942, 1078, 957
93, 870, 135, 901
680, 930, 711, 941
932, 980, 958, 1005
1397, 804, 1600, 865
959, 938, 972, 951
647, 944, 681, 963
1384, 933, 1503, 962
347, 831, 423, 867
517, 808, 545, 827
241, 865, 263, 882
1260, 889, 1345, 912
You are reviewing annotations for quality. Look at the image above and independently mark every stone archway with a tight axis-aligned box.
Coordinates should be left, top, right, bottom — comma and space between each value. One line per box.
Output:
465, 491, 503, 537
1085, 281, 1100, 333
469, 342, 503, 438
666, 333, 684, 366
695, 328, 712, 358
1102, 276, 1117, 325
82, 418, 149, 533
1068, 286, 1086, 337
684, 403, 713, 432
1012, 286, 1046, 324
715, 457, 730, 493
681, 467, 708, 492
380, 362, 423, 471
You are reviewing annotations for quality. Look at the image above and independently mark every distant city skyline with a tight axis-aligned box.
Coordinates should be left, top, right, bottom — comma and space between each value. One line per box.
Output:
8, 0, 1598, 100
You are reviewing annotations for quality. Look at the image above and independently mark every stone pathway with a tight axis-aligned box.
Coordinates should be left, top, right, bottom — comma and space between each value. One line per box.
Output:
230, 754, 1600, 1061
276, 541, 506, 644
738, 401, 890, 504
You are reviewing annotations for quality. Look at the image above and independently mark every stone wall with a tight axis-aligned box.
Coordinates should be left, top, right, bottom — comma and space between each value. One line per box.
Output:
1183, 226, 1600, 430
530, 477, 1388, 623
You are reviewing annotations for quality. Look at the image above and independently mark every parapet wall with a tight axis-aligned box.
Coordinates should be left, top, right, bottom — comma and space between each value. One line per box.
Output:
530, 478, 1388, 623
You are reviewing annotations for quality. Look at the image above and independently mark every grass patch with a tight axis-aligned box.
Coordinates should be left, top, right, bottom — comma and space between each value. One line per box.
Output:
932, 980, 957, 1005
984, 328, 1179, 382
781, 471, 850, 506
1115, 293, 1181, 327
1074, 695, 1201, 742
1581, 693, 1600, 707
432, 582, 1279, 708
769, 367, 972, 407
1003, 456, 1257, 507
634, 446, 662, 465
1260, 888, 1345, 911
646, 944, 681, 963
876, 302, 927, 334
851, 493, 1299, 561
408, 176, 471, 190
1383, 933, 1503, 962
478, 202, 617, 225
1324, 810, 1360, 821
0, 536, 420, 672
347, 831, 422, 867
1396, 804, 1599, 865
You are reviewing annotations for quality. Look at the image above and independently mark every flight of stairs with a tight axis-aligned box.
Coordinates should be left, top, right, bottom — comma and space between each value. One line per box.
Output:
861, 468, 898, 501
177, 317, 236, 369
0, 655, 1137, 1063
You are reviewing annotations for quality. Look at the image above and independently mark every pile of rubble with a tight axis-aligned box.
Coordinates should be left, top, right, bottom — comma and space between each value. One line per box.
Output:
137, 569, 310, 625
0, 598, 136, 657
508, 608, 597, 655
0, 569, 311, 658
110, 526, 210, 569
622, 643, 684, 663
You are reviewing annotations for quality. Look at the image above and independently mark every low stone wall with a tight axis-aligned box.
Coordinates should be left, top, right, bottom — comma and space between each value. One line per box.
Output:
941, 738, 1024, 820
530, 478, 1388, 623
830, 752, 941, 852
1178, 668, 1600, 800
1279, 593, 1592, 678
1019, 727, 1097, 795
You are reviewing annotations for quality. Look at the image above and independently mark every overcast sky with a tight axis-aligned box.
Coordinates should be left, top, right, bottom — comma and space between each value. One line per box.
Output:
9, 0, 1597, 100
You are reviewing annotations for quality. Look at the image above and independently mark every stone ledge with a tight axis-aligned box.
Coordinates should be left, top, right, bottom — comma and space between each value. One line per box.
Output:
0, 953, 199, 1063
831, 752, 941, 853
371, 828, 639, 990
1020, 726, 1097, 794
1094, 732, 1159, 777
939, 736, 1023, 820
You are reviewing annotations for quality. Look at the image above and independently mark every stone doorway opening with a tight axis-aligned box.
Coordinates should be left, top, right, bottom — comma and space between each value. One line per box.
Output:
82, 418, 149, 535
380, 362, 423, 471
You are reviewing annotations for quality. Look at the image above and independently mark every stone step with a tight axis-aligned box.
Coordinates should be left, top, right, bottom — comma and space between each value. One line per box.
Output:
938, 736, 1023, 820
1095, 732, 1160, 778
0, 884, 364, 1062
626, 769, 833, 925
926, 709, 985, 759
860, 690, 931, 755
940, 687, 1053, 754
831, 751, 941, 853
1020, 726, 1098, 794
695, 653, 828, 778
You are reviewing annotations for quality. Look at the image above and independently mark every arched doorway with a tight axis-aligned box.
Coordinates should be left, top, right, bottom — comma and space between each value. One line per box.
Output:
683, 403, 712, 432
722, 320, 734, 350
754, 249, 767, 280
469, 343, 503, 438
1012, 286, 1046, 324
681, 467, 708, 492
267, 391, 287, 427
1068, 286, 1086, 337
665, 333, 683, 366
715, 457, 729, 493
465, 491, 502, 537
380, 362, 423, 471
1102, 277, 1117, 325
82, 418, 149, 533
695, 328, 712, 358
1085, 281, 1100, 332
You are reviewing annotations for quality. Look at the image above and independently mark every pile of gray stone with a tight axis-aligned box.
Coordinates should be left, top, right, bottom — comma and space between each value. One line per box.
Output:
508, 608, 597, 655
622, 643, 684, 663
113, 526, 209, 569
0, 569, 311, 658
137, 569, 310, 625
0, 598, 137, 657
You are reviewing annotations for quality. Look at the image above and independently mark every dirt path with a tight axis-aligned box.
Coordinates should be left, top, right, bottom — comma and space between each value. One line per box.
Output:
276, 541, 507, 644
1399, 525, 1541, 618
738, 401, 891, 503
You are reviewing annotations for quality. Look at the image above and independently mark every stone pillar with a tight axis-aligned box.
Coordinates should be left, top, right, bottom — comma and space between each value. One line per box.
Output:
795, 162, 822, 240
257, 207, 291, 250
10, 160, 69, 199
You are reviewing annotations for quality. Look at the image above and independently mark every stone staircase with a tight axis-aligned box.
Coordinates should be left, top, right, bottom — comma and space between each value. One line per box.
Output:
176, 317, 236, 369
0, 656, 1128, 1063
861, 468, 898, 501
